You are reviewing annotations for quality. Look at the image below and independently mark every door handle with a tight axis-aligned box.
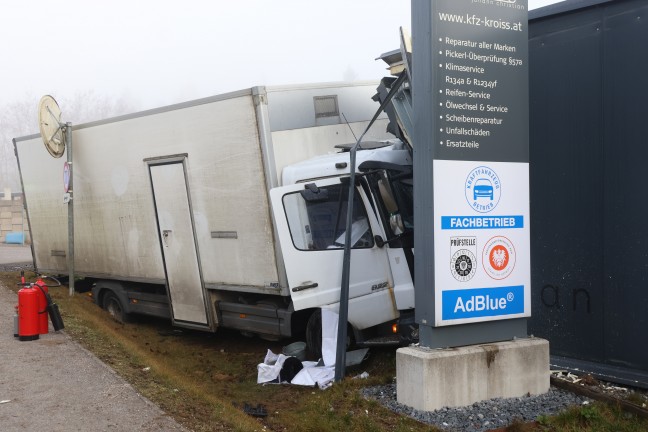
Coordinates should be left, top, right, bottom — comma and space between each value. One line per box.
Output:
292, 282, 318, 292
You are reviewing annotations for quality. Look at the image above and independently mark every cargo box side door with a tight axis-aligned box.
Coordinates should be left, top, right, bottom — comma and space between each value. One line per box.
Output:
149, 160, 210, 329
270, 178, 399, 329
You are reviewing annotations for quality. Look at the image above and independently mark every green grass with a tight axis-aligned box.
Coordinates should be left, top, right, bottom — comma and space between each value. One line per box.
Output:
4, 270, 648, 432
1, 270, 436, 431
537, 402, 648, 431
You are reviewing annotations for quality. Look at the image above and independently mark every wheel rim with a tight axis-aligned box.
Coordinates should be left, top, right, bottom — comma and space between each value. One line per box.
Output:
106, 298, 122, 321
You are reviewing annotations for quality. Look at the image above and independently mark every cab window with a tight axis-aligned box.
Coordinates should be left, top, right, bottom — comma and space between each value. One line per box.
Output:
282, 184, 374, 251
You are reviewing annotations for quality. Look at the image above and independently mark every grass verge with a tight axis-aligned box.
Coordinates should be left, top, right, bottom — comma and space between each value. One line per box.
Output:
1, 271, 436, 432
4, 271, 648, 431
537, 402, 648, 431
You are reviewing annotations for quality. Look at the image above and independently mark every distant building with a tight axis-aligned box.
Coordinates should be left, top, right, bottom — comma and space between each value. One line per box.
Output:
0, 190, 29, 244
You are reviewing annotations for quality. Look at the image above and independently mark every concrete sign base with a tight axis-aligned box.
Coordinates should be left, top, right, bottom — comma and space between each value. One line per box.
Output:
396, 338, 549, 411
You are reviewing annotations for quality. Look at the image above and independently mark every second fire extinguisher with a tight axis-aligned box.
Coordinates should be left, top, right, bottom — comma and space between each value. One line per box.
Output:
35, 276, 49, 335
15, 272, 65, 340
18, 284, 39, 341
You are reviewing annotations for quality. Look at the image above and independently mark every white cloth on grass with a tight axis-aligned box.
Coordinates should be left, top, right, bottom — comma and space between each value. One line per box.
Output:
257, 309, 340, 388
321, 308, 339, 367
257, 350, 334, 389
291, 364, 335, 389
257, 352, 290, 384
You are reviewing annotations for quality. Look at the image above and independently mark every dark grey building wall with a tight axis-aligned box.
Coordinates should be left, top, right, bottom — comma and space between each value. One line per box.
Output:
529, 0, 648, 374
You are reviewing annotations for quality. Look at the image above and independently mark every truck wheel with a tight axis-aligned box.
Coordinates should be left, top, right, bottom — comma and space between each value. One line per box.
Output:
306, 310, 354, 359
306, 310, 323, 358
103, 292, 129, 324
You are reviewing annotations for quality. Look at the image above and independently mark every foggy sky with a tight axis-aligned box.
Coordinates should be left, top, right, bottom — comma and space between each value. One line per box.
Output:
1, 0, 562, 110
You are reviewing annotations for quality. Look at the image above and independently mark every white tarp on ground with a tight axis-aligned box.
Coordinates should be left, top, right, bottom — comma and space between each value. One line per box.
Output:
257, 309, 340, 389
291, 364, 336, 388
321, 308, 338, 366
257, 350, 335, 390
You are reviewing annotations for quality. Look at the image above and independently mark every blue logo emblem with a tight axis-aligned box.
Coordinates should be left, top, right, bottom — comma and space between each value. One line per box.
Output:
465, 166, 501, 213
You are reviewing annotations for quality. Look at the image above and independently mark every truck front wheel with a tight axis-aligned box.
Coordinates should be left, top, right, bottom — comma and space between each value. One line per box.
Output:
306, 310, 323, 358
306, 309, 354, 360
103, 292, 129, 324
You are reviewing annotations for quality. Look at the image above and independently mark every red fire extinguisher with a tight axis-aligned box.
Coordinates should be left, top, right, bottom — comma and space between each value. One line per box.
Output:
15, 272, 65, 340
35, 276, 49, 335
13, 272, 25, 337
38, 274, 65, 332
18, 284, 40, 341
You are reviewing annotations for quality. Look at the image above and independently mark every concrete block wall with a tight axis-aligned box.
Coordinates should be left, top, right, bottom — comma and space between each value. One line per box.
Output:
0, 194, 30, 244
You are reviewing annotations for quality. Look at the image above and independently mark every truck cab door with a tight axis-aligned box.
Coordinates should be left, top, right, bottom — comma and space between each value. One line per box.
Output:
270, 178, 399, 330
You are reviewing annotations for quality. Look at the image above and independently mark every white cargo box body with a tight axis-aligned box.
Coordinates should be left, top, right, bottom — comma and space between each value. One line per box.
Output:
15, 82, 390, 298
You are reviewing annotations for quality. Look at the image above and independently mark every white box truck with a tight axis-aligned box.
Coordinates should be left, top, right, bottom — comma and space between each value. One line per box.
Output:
14, 81, 416, 354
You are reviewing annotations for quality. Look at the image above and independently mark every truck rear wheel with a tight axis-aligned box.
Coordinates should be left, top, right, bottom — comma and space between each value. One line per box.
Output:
103, 292, 129, 324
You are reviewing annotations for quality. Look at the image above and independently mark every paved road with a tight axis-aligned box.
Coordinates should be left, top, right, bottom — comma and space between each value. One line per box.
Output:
0, 245, 189, 431
0, 244, 32, 266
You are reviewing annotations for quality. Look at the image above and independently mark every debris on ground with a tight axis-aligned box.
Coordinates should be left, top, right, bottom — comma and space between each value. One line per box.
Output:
240, 403, 268, 417
551, 370, 648, 413
257, 349, 335, 390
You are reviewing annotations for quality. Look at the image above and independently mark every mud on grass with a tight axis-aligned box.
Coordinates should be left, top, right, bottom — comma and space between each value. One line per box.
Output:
1, 271, 435, 432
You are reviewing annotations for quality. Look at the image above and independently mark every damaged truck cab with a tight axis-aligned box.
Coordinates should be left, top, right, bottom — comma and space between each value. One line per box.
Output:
271, 142, 416, 352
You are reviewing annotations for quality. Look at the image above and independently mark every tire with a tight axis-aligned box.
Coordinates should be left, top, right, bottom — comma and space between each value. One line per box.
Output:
306, 309, 354, 360
306, 309, 323, 358
103, 291, 129, 324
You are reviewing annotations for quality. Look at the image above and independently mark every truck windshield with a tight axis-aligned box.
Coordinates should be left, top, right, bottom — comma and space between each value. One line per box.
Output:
282, 184, 374, 251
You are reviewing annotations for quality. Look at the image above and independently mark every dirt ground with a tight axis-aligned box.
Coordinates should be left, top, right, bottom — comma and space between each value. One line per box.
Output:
0, 245, 189, 432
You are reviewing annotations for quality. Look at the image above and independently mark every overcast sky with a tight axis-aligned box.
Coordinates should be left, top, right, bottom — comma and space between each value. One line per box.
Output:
2, 0, 563, 111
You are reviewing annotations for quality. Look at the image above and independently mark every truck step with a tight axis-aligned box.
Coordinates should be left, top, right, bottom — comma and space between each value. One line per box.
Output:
357, 335, 401, 347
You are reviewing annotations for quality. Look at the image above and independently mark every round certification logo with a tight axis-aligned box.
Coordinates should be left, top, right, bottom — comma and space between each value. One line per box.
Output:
451, 249, 476, 282
465, 166, 501, 213
483, 236, 516, 280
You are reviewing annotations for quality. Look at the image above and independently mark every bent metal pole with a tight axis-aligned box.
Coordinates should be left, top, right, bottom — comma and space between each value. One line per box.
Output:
335, 72, 407, 381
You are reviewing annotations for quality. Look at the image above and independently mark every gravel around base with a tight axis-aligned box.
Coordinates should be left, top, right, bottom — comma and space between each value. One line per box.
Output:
362, 383, 589, 431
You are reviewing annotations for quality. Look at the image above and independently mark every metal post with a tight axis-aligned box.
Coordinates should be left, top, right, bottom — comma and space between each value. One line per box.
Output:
335, 73, 407, 381
334, 149, 355, 382
21, 206, 25, 246
66, 122, 74, 296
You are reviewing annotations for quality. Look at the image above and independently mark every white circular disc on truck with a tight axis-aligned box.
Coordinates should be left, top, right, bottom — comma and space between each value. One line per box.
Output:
38, 95, 65, 158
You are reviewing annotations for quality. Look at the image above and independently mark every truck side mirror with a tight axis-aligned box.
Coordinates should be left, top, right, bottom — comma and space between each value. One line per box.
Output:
300, 183, 329, 202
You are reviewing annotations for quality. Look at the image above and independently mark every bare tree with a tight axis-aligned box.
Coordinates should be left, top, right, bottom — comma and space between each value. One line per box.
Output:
0, 91, 137, 193
0, 97, 37, 193
57, 90, 137, 125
